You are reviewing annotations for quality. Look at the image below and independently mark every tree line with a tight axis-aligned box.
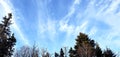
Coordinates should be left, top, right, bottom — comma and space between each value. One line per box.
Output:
0, 13, 117, 57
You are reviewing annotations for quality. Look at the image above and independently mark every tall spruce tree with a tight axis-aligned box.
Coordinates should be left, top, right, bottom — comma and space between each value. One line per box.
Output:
69, 47, 76, 57
69, 32, 96, 57
103, 48, 116, 57
95, 44, 102, 57
0, 13, 16, 57
60, 48, 64, 57
55, 52, 59, 57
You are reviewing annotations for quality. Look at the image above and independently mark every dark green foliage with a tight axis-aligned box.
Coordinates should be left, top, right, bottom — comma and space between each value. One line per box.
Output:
70, 33, 96, 57
69, 32, 116, 57
55, 52, 59, 57
103, 48, 116, 57
0, 13, 16, 57
95, 44, 102, 57
45, 52, 51, 57
60, 48, 64, 57
69, 47, 76, 57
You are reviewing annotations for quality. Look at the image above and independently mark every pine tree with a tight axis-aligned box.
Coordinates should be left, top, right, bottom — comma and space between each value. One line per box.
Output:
68, 32, 117, 57
69, 47, 76, 57
69, 32, 96, 57
0, 13, 16, 57
55, 52, 59, 57
103, 48, 116, 57
60, 48, 64, 57
95, 44, 102, 57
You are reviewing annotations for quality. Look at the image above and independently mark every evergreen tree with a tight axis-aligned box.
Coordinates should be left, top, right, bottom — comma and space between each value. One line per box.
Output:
68, 32, 117, 57
55, 52, 59, 57
60, 48, 64, 57
74, 33, 96, 57
0, 13, 16, 57
95, 44, 102, 57
103, 48, 116, 57
45, 52, 51, 57
69, 47, 76, 57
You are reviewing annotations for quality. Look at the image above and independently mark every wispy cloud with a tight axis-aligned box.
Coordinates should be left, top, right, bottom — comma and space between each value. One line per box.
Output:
59, 0, 93, 47
104, 0, 120, 14
38, 19, 57, 41
0, 0, 12, 13
60, 0, 80, 23
59, 0, 81, 33
11, 24, 29, 45
62, 21, 89, 47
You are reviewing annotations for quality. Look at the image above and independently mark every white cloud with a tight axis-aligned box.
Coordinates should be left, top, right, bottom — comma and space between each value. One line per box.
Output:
59, 0, 92, 47
37, 0, 82, 42
104, 0, 120, 14
0, 0, 12, 13
61, 20, 89, 47
11, 24, 29, 45
46, 20, 57, 41
60, 0, 81, 24
59, 22, 80, 36
38, 18, 57, 41
59, 0, 82, 31
88, 27, 97, 36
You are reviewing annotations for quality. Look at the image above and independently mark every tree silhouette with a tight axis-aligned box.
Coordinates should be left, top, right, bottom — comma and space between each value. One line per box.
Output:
95, 44, 102, 57
69, 32, 116, 57
55, 52, 59, 57
0, 13, 16, 57
60, 48, 64, 57
69, 47, 76, 57
103, 48, 116, 57
72, 33, 95, 57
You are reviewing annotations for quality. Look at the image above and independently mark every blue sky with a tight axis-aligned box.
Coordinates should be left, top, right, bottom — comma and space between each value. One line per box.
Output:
0, 0, 120, 54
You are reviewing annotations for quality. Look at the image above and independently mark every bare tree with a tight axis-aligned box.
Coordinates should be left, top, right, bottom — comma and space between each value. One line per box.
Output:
14, 45, 39, 57
40, 48, 47, 57
31, 44, 39, 57
40, 48, 52, 57
63, 47, 68, 57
